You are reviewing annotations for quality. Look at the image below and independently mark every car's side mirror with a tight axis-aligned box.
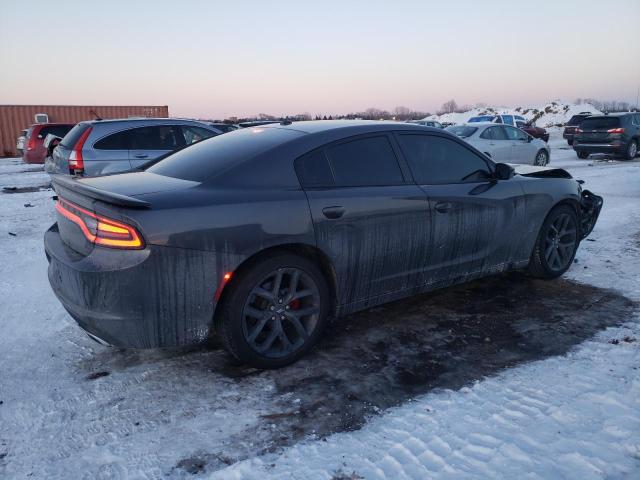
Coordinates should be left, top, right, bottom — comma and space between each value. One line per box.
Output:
494, 163, 515, 180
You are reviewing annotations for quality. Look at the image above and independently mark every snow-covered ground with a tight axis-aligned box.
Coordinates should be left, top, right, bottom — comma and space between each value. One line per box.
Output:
425, 102, 602, 128
1, 137, 639, 479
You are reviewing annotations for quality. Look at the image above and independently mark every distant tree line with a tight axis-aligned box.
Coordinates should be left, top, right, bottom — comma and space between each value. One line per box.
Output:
575, 98, 639, 113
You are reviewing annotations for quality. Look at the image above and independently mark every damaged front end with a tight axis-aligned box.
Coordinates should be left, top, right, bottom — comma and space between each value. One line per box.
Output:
579, 190, 603, 239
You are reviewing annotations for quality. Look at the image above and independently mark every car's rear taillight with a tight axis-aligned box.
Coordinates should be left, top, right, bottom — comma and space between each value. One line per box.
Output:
55, 198, 144, 249
68, 127, 92, 171
607, 127, 625, 134
26, 136, 36, 151
575, 128, 583, 133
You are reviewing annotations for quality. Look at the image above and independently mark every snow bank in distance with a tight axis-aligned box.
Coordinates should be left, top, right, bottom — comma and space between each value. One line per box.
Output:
424, 102, 603, 127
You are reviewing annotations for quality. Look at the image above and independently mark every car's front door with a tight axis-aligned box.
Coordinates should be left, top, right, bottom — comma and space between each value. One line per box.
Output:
296, 134, 431, 307
395, 132, 527, 285
504, 125, 535, 164
476, 126, 511, 162
128, 125, 186, 169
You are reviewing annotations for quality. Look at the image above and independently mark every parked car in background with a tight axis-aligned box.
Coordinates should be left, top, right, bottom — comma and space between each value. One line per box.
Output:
573, 113, 640, 160
447, 123, 550, 165
43, 134, 63, 162
16, 129, 28, 156
238, 120, 280, 128
516, 119, 549, 143
22, 123, 75, 164
45, 120, 602, 368
468, 114, 525, 127
563, 112, 592, 145
47, 118, 223, 176
407, 120, 444, 128
205, 122, 238, 133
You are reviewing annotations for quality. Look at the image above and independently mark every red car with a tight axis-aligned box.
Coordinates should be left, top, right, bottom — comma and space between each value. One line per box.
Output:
516, 120, 550, 143
22, 123, 75, 164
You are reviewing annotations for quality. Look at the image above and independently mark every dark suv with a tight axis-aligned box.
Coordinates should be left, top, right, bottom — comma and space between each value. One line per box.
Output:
563, 113, 592, 145
573, 113, 640, 160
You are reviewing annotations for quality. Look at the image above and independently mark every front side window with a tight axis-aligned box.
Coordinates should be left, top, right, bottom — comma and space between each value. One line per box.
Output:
398, 134, 491, 185
129, 126, 185, 150
480, 126, 507, 140
325, 136, 404, 187
504, 126, 528, 141
181, 126, 216, 145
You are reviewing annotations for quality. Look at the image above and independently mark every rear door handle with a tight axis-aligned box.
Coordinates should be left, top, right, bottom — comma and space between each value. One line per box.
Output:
134, 153, 149, 159
435, 202, 453, 213
322, 206, 345, 219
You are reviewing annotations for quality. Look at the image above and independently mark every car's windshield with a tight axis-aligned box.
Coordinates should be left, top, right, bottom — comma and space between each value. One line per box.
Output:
567, 115, 588, 126
446, 126, 478, 138
147, 126, 304, 182
468, 116, 495, 123
60, 123, 90, 148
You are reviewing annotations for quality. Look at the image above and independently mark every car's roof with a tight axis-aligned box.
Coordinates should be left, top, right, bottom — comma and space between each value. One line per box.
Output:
260, 120, 438, 135
82, 117, 211, 126
588, 112, 634, 118
30, 122, 75, 127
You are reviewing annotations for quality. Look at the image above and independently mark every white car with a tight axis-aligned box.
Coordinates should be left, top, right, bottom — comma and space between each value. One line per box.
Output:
467, 114, 526, 127
446, 123, 550, 165
15, 129, 27, 156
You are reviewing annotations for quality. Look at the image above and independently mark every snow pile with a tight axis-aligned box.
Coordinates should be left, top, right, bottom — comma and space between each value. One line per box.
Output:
425, 102, 602, 128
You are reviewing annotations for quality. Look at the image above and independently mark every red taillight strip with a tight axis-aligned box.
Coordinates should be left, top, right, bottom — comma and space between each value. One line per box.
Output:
68, 127, 92, 170
56, 199, 144, 249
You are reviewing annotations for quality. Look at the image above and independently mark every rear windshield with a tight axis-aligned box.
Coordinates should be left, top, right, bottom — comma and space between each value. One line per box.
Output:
468, 116, 494, 123
37, 125, 74, 138
567, 115, 589, 126
579, 117, 620, 130
446, 126, 477, 138
60, 123, 91, 148
147, 126, 304, 182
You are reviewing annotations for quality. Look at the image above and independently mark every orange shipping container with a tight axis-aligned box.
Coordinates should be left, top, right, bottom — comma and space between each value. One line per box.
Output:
0, 104, 169, 157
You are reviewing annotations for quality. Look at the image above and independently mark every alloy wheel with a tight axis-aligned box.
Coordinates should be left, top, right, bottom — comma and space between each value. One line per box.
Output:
544, 213, 577, 271
535, 151, 548, 166
241, 267, 321, 358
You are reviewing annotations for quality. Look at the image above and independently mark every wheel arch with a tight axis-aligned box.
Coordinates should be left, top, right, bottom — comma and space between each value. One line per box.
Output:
212, 243, 338, 330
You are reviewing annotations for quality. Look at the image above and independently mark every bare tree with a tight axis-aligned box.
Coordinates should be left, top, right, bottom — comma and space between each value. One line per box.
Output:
440, 99, 458, 114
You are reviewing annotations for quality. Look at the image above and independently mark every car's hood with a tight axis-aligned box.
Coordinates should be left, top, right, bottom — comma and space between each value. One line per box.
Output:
509, 164, 573, 179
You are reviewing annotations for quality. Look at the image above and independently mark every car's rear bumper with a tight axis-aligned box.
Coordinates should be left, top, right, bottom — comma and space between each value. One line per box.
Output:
573, 142, 624, 154
44, 223, 220, 348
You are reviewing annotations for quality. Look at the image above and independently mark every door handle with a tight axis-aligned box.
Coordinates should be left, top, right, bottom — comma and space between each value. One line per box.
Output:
134, 154, 149, 159
435, 202, 453, 213
322, 206, 345, 219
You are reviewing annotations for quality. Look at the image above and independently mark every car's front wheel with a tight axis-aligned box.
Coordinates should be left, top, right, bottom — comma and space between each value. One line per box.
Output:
528, 205, 579, 279
217, 253, 330, 368
534, 149, 549, 166
577, 151, 589, 159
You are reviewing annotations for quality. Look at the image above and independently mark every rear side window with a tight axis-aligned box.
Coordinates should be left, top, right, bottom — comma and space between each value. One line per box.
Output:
60, 123, 91, 148
480, 126, 507, 140
94, 130, 131, 150
295, 149, 334, 187
325, 136, 404, 186
580, 117, 620, 130
446, 126, 477, 138
147, 127, 304, 182
398, 134, 491, 184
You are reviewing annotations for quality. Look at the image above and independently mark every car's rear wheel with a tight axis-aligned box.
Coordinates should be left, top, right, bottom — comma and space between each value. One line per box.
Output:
577, 150, 589, 159
534, 149, 549, 166
217, 253, 330, 368
528, 205, 579, 279
567, 139, 573, 146
624, 140, 637, 160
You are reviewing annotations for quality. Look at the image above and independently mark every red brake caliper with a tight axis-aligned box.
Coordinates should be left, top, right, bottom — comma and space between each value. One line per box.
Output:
288, 298, 301, 310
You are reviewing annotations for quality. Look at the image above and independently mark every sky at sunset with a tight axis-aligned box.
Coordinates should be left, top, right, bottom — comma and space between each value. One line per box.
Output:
1, 0, 639, 119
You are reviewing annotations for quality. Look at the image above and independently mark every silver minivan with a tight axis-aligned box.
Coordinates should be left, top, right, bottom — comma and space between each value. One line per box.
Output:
47, 118, 223, 176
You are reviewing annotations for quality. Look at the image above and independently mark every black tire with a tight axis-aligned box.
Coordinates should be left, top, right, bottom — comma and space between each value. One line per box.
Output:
577, 150, 589, 159
528, 205, 579, 279
623, 140, 637, 160
567, 139, 573, 146
534, 149, 549, 166
217, 253, 330, 369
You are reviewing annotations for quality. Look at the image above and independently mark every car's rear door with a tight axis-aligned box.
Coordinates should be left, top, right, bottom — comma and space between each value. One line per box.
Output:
296, 134, 431, 307
395, 132, 527, 285
128, 125, 186, 169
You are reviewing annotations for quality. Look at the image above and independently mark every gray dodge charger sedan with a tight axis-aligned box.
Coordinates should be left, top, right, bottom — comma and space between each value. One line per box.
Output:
45, 121, 602, 368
